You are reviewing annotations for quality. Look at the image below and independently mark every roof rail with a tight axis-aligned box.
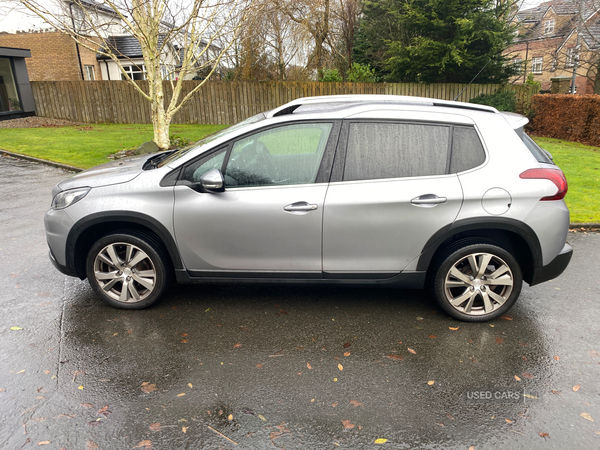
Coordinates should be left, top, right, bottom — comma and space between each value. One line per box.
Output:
267, 94, 498, 118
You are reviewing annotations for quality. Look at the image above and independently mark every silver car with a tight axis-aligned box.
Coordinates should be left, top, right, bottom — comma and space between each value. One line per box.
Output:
44, 95, 572, 321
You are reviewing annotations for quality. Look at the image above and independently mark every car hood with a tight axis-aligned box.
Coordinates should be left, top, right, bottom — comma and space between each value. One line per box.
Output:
56, 155, 147, 193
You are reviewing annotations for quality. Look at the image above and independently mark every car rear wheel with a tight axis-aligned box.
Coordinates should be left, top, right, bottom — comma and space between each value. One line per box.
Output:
432, 243, 522, 322
86, 231, 170, 309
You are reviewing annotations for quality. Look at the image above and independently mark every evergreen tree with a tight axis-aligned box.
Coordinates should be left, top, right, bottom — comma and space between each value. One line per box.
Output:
354, 0, 517, 84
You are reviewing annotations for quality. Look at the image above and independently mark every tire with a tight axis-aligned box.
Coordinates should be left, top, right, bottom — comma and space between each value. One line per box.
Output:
431, 242, 523, 322
86, 231, 171, 309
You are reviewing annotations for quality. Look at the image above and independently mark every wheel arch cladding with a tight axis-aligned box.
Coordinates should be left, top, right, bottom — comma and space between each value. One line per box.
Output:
417, 218, 541, 285
66, 211, 183, 279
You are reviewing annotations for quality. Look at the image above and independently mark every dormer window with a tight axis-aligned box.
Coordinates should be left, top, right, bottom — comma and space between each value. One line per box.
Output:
544, 19, 555, 34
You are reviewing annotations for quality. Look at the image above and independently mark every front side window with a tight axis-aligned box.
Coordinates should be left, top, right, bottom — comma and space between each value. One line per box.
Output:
343, 122, 450, 181
532, 57, 543, 74
225, 123, 333, 188
0, 57, 21, 112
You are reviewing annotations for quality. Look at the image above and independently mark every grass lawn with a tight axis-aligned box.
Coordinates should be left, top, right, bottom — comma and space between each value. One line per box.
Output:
0, 123, 227, 169
532, 136, 600, 223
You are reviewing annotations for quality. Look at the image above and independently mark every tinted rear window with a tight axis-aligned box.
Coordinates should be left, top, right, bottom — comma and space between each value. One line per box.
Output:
520, 133, 554, 164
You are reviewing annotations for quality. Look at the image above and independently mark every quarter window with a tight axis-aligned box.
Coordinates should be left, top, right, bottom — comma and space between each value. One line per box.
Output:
450, 127, 486, 173
343, 122, 450, 181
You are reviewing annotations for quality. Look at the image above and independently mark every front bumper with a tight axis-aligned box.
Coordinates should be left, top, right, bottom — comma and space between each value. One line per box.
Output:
529, 242, 573, 286
48, 248, 79, 277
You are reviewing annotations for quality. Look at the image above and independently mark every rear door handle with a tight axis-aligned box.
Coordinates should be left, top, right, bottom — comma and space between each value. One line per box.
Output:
410, 194, 447, 207
284, 202, 318, 213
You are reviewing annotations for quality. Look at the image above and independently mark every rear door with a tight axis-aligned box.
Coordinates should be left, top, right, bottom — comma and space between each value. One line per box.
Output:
322, 120, 466, 276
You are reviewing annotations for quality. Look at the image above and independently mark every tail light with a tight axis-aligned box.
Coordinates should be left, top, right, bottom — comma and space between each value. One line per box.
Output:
519, 168, 568, 201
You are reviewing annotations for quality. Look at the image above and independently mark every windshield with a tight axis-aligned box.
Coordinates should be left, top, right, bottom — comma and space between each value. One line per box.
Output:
157, 113, 267, 168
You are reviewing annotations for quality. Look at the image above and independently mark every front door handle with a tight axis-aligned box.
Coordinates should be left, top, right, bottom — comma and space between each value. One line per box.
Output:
284, 202, 318, 213
410, 194, 447, 207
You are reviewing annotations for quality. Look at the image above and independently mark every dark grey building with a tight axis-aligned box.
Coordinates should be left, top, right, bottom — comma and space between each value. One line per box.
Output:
0, 47, 35, 120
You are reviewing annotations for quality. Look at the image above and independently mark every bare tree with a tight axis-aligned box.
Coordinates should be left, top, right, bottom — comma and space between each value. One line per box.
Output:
330, 0, 361, 73
276, 0, 331, 73
17, 0, 252, 149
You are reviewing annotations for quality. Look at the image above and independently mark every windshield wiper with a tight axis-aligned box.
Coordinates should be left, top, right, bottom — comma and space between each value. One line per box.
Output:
143, 151, 175, 170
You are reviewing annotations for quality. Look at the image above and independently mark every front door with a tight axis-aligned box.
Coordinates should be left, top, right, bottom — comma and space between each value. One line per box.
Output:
173, 122, 335, 275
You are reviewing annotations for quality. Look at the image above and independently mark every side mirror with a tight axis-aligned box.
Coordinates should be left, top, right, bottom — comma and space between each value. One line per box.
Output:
195, 168, 225, 193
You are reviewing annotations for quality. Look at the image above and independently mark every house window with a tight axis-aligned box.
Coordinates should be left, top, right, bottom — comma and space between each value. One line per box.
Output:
84, 65, 95, 80
513, 58, 523, 74
544, 20, 555, 34
566, 48, 577, 67
0, 57, 21, 113
122, 64, 146, 81
532, 57, 543, 74
161, 65, 174, 81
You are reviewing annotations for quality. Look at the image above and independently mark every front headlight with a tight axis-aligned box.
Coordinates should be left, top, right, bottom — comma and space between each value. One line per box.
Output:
51, 187, 91, 210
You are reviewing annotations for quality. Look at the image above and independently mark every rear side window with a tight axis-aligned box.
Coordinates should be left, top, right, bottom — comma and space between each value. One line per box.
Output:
450, 127, 486, 173
343, 122, 450, 181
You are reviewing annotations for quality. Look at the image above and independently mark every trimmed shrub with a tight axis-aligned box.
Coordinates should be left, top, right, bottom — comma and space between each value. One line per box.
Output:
318, 68, 343, 82
529, 94, 600, 146
470, 90, 517, 112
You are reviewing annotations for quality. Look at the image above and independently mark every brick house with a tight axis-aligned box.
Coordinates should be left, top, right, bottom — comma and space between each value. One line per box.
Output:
506, 0, 600, 94
0, 31, 103, 81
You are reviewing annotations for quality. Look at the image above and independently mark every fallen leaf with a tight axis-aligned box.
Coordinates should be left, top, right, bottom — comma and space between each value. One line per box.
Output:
554, 356, 560, 361
427, 380, 435, 385
573, 385, 581, 392
469, 447, 475, 450
37, 441, 51, 445
587, 350, 600, 358
10, 327, 23, 331
333, 378, 338, 382
428, 335, 436, 339
539, 432, 549, 438
449, 327, 459, 330
188, 383, 193, 388
97, 405, 110, 417
87, 440, 99, 450
258, 414, 267, 421
44, 370, 50, 375
332, 402, 338, 407
233, 342, 242, 348
134, 440, 152, 449
416, 316, 424, 321
495, 337, 504, 344
521, 355, 528, 361
343, 342, 351, 348
523, 394, 538, 399
256, 364, 263, 369
307, 363, 312, 370
182, 427, 187, 433
81, 403, 93, 408
514, 375, 521, 381
552, 390, 561, 395
141, 383, 157, 394
385, 354, 403, 361
228, 414, 233, 421
349, 400, 363, 407
176, 393, 185, 397
505, 419, 512, 423
580, 413, 594, 422
501, 316, 513, 321
437, 422, 445, 427
78, 385, 84, 390
344, 352, 351, 356
338, 364, 343, 371
149, 423, 161, 431
374, 438, 388, 444
522, 372, 534, 379
341, 419, 355, 430
408, 348, 417, 354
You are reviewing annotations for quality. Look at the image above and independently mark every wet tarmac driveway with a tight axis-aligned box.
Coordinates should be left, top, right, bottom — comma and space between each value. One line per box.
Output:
1, 154, 599, 449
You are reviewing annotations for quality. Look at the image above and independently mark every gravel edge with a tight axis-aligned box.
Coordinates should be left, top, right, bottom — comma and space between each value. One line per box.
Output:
1, 148, 597, 229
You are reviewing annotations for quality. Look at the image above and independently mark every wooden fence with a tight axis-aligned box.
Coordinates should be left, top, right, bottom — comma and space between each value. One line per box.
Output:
30, 80, 536, 125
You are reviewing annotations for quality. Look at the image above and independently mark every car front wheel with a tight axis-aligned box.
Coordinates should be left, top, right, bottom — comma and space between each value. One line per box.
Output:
432, 243, 523, 322
86, 231, 170, 309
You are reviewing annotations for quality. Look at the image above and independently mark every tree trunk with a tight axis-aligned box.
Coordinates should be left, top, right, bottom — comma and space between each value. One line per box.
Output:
150, 79, 170, 150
